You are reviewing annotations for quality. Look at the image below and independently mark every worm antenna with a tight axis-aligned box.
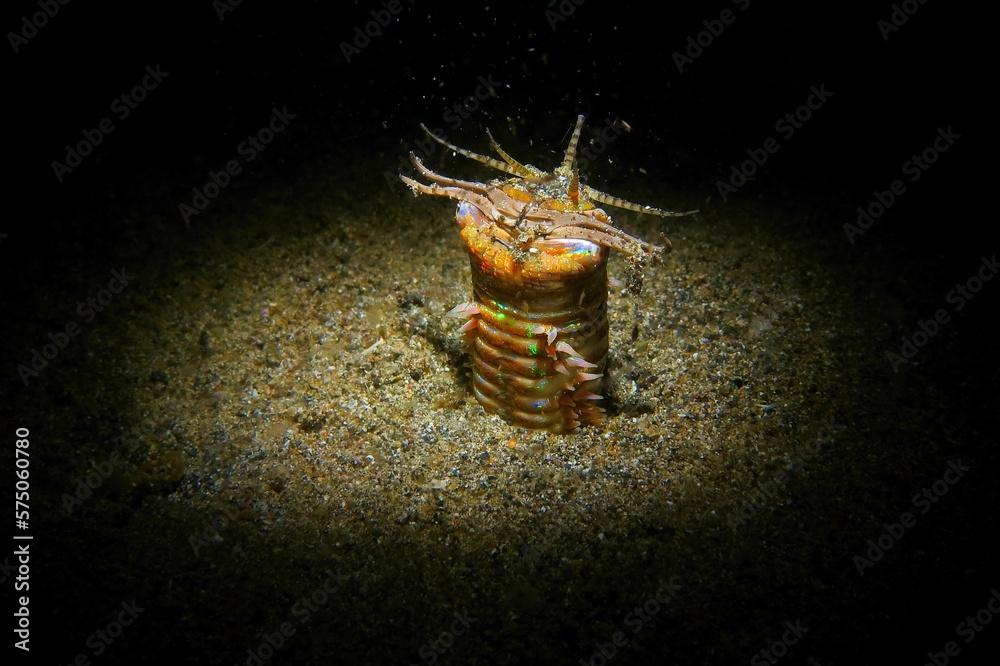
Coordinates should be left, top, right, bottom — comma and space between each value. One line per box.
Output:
485, 128, 536, 178
568, 161, 580, 207
419, 124, 522, 176
585, 185, 698, 218
559, 114, 586, 173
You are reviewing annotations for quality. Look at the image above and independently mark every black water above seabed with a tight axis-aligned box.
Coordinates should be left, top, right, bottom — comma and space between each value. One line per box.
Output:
2, 1, 995, 664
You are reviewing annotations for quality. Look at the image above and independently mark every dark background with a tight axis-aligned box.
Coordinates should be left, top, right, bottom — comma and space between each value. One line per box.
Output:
3, 0, 994, 664
6, 0, 982, 245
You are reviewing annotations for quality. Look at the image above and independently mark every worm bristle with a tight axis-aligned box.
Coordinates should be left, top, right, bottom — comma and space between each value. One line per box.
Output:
447, 302, 480, 318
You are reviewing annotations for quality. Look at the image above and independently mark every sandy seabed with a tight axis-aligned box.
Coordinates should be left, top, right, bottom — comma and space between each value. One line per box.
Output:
12, 156, 989, 665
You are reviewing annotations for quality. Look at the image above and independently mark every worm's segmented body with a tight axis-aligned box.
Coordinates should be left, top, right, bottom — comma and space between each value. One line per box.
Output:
400, 116, 696, 433
457, 202, 609, 433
